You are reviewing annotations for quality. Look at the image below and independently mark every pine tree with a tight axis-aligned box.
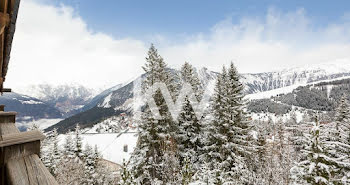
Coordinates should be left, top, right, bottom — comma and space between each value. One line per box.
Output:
177, 62, 204, 168
63, 133, 75, 160
287, 110, 298, 126
257, 137, 266, 161
48, 129, 61, 177
204, 66, 227, 183
291, 116, 341, 185
193, 162, 215, 184
327, 95, 350, 184
120, 160, 134, 185
162, 149, 181, 184
179, 62, 203, 100
93, 145, 100, 162
332, 95, 350, 148
130, 44, 180, 184
83, 144, 98, 184
205, 63, 254, 184
335, 95, 350, 123
74, 124, 84, 159
259, 119, 295, 185
333, 95, 350, 145
254, 127, 268, 184
181, 157, 194, 185
41, 130, 53, 172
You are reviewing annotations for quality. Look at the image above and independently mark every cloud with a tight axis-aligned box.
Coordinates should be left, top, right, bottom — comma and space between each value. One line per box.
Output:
161, 7, 350, 73
7, 0, 147, 89
5, 1, 350, 90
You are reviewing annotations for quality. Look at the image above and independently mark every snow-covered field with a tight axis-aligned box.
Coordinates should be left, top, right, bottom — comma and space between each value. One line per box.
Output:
250, 109, 304, 123
59, 130, 138, 165
246, 84, 303, 100
246, 76, 350, 100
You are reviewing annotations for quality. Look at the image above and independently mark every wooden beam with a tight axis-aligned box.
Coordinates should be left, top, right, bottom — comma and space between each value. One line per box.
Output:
0, 12, 9, 35
0, 130, 45, 148
0, 0, 8, 78
2, 0, 21, 82
2, 140, 41, 165
0, 111, 16, 125
6, 155, 59, 185
0, 112, 15, 116
0, 88, 10, 92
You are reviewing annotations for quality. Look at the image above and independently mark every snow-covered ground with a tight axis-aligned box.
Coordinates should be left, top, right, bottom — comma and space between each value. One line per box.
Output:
246, 76, 350, 100
246, 84, 303, 100
59, 130, 138, 165
250, 109, 304, 123
98, 93, 112, 108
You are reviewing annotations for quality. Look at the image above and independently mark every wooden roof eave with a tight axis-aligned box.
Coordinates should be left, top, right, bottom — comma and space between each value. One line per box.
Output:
0, 0, 20, 92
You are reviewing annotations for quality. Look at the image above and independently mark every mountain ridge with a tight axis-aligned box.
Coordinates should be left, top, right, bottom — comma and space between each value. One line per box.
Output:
48, 60, 350, 133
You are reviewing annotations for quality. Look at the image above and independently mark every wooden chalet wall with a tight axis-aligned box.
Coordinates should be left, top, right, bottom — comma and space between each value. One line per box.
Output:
0, 0, 59, 184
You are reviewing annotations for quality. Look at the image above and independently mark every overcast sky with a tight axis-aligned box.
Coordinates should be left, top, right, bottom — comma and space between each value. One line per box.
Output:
5, 0, 350, 90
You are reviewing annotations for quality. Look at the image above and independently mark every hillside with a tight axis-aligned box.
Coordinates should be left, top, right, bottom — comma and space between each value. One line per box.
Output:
242, 61, 350, 94
0, 92, 63, 130
49, 62, 350, 133
247, 78, 350, 115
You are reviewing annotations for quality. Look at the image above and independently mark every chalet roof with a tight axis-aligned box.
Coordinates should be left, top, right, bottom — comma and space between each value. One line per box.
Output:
0, 0, 20, 92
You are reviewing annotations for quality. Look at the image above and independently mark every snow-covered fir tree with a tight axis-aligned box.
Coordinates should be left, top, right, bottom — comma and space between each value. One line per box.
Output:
203, 65, 227, 183
287, 110, 298, 126
259, 119, 295, 185
38, 126, 115, 184
332, 95, 350, 148
254, 121, 269, 184
47, 129, 61, 177
93, 145, 100, 162
83, 144, 98, 184
327, 95, 350, 183
74, 124, 84, 159
335, 95, 350, 123
40, 130, 52, 172
291, 116, 343, 185
162, 149, 181, 183
119, 160, 133, 185
64, 135, 75, 159
177, 62, 204, 168
130, 44, 180, 184
204, 63, 254, 184
181, 156, 195, 185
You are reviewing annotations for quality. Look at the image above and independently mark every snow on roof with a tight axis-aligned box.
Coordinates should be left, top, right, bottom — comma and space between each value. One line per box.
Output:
59, 131, 138, 165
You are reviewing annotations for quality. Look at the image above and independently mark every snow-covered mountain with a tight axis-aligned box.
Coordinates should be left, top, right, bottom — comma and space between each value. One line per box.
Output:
242, 60, 350, 94
48, 68, 217, 133
14, 83, 99, 115
48, 60, 350, 133
0, 92, 62, 128
79, 83, 126, 113
16, 59, 350, 118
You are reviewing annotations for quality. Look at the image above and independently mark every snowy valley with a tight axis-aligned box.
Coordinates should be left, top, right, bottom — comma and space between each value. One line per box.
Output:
2, 1, 350, 184
3, 58, 350, 184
